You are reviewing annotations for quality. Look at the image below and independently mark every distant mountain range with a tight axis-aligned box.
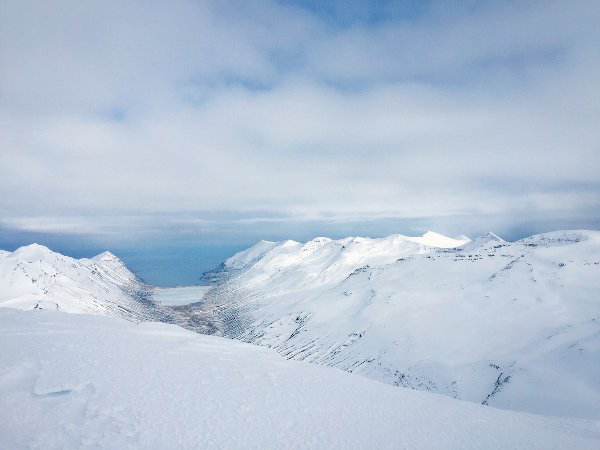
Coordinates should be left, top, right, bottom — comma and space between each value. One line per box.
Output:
0, 243, 167, 322
2, 230, 599, 418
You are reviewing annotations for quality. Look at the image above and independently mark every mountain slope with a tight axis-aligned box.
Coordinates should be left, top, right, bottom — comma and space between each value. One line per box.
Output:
194, 230, 600, 418
2, 308, 599, 449
3, 233, 599, 419
0, 244, 168, 322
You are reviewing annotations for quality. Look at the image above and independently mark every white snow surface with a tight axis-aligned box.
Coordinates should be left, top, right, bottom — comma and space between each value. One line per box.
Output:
2, 231, 600, 421
152, 285, 211, 306
1, 308, 599, 450
200, 230, 600, 418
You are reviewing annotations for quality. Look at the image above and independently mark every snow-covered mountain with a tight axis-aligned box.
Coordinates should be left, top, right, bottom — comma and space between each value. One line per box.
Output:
2, 308, 599, 449
0, 243, 167, 322
195, 230, 600, 418
2, 232, 599, 420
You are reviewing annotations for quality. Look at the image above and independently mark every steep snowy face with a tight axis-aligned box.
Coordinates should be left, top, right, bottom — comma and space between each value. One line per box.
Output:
2, 309, 600, 450
0, 244, 166, 322
197, 230, 600, 418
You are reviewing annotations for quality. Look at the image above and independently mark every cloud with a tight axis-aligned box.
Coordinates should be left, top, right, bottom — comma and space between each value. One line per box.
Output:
1, 0, 599, 244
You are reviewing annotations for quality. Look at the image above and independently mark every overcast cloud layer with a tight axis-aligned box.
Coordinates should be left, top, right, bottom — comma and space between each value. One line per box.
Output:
1, 0, 599, 246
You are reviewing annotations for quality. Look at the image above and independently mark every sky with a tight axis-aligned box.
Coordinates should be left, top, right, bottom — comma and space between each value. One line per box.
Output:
1, 0, 599, 285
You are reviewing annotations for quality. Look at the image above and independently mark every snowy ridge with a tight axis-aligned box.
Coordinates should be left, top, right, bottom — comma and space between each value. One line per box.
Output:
0, 244, 168, 322
2, 308, 599, 449
217, 231, 470, 287
196, 230, 600, 418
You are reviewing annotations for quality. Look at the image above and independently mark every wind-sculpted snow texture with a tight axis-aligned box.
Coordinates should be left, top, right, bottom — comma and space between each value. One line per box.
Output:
2, 309, 600, 449
0, 244, 169, 322
197, 230, 600, 419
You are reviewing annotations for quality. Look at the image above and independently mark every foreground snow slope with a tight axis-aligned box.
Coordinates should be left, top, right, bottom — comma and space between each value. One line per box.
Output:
196, 230, 600, 418
1, 309, 599, 450
0, 244, 167, 322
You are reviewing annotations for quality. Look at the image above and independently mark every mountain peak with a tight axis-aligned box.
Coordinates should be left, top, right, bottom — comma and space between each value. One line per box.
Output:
12, 243, 54, 261
16, 242, 52, 252
459, 232, 506, 251
480, 231, 505, 242
93, 251, 120, 262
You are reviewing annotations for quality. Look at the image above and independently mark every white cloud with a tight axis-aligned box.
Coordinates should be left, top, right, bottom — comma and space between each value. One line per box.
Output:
1, 0, 599, 240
